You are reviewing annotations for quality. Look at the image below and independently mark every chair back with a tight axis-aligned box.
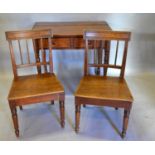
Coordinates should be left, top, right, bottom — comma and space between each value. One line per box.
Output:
84, 30, 131, 78
6, 29, 53, 78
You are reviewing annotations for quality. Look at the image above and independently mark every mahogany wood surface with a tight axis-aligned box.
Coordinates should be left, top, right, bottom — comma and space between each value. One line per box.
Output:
33, 21, 112, 37
8, 73, 64, 101
75, 76, 133, 102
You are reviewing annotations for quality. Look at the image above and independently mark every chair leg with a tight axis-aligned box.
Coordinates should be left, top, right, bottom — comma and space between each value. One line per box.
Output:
51, 100, 54, 105
19, 106, 23, 110
9, 103, 19, 137
59, 100, 65, 128
75, 104, 81, 133
122, 108, 130, 138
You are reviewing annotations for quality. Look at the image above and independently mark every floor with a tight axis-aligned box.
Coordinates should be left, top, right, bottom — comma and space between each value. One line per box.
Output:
0, 72, 155, 141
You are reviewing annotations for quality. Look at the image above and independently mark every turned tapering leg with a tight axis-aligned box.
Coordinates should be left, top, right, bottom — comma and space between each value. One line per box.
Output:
51, 100, 54, 105
19, 106, 23, 110
122, 108, 131, 138
34, 40, 41, 74
59, 100, 65, 128
43, 50, 48, 73
95, 43, 103, 75
104, 41, 110, 76
9, 103, 19, 137
75, 104, 81, 133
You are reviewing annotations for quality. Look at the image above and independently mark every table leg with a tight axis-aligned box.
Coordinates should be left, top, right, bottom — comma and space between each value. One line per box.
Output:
104, 41, 110, 76
34, 39, 41, 74
19, 106, 23, 110
51, 100, 54, 105
95, 41, 103, 75
43, 50, 48, 73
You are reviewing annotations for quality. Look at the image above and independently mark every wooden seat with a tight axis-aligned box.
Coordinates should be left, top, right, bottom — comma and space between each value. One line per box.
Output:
75, 76, 133, 102
6, 29, 65, 137
8, 73, 64, 101
74, 31, 133, 138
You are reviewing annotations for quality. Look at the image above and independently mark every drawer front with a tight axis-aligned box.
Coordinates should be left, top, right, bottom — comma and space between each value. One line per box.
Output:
73, 38, 104, 49
52, 38, 71, 49
38, 38, 71, 49
37, 38, 106, 49
73, 38, 85, 48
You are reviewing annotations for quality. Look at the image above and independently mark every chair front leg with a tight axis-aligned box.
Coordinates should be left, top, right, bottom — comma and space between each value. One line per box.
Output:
59, 100, 65, 128
75, 104, 81, 133
122, 107, 131, 138
9, 102, 19, 137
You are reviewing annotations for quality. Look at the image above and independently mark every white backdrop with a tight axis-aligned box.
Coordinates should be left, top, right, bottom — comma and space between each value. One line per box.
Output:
0, 13, 155, 94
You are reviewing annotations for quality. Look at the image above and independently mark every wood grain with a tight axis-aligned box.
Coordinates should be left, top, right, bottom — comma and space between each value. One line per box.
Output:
75, 76, 133, 102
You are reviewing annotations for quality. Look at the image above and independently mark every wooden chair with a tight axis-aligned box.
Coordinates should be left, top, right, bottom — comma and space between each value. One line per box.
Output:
74, 31, 133, 138
6, 29, 65, 137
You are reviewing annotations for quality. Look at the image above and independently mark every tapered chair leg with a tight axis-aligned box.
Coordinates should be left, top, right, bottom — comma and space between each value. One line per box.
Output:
75, 104, 81, 133
9, 103, 19, 137
122, 108, 130, 138
59, 100, 65, 128
51, 100, 54, 105
19, 106, 23, 110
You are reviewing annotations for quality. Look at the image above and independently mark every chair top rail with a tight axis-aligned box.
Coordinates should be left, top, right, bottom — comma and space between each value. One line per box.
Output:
6, 29, 52, 40
84, 30, 131, 41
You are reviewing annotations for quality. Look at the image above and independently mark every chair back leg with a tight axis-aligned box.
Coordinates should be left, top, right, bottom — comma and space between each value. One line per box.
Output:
59, 100, 65, 128
75, 103, 81, 133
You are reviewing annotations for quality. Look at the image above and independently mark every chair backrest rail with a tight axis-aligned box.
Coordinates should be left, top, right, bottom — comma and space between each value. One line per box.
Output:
88, 64, 122, 69
84, 31, 131, 41
6, 29, 52, 40
16, 62, 50, 68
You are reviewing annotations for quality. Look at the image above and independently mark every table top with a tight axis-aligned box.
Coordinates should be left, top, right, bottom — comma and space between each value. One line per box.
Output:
33, 21, 112, 37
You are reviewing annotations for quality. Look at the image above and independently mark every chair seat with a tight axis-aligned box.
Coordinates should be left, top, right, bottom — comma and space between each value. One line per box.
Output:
75, 76, 133, 102
8, 73, 64, 100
